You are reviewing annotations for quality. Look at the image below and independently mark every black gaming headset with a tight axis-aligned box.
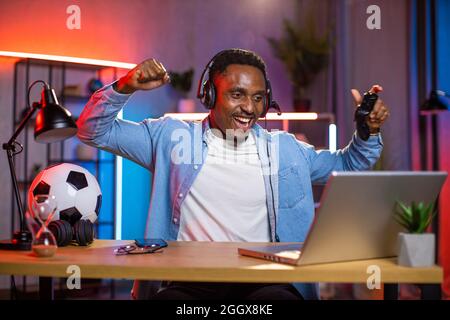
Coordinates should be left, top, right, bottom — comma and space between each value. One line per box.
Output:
48, 219, 94, 246
196, 49, 281, 117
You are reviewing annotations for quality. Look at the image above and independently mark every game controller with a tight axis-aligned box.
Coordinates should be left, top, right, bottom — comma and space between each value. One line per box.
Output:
354, 89, 380, 140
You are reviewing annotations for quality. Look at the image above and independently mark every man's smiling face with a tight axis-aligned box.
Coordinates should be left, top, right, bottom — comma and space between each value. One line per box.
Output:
209, 64, 266, 136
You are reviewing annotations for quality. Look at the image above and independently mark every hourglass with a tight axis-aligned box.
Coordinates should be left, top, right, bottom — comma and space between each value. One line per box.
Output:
26, 195, 58, 257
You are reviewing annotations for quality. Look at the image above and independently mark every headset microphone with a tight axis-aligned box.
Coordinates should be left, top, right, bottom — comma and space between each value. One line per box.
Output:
269, 101, 282, 116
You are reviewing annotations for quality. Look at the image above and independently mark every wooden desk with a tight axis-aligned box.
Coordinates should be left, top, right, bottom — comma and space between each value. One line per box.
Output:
0, 240, 443, 299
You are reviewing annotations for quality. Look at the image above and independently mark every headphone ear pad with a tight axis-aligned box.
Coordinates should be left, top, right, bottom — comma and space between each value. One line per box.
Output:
261, 79, 274, 118
208, 82, 216, 109
48, 220, 73, 247
202, 80, 215, 110
73, 220, 94, 246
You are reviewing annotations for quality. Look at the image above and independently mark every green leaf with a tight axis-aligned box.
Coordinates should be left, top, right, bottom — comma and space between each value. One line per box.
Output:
394, 209, 411, 227
395, 200, 436, 233
395, 208, 413, 232
394, 216, 410, 231
397, 200, 412, 217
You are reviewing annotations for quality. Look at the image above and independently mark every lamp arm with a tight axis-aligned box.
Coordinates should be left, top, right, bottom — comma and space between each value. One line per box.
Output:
2, 103, 39, 233
6, 102, 40, 146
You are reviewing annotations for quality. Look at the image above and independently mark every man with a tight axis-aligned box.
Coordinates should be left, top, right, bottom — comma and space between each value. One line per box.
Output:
77, 49, 389, 299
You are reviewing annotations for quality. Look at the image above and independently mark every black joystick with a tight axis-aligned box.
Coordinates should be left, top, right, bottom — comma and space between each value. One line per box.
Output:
354, 90, 379, 141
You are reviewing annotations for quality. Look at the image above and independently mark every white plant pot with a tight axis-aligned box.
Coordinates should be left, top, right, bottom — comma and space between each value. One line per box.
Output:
177, 99, 195, 113
397, 232, 435, 267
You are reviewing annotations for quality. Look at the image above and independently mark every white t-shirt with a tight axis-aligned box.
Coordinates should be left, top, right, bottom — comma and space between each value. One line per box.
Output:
178, 129, 270, 242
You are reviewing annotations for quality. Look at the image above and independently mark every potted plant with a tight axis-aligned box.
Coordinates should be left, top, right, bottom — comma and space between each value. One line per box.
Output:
395, 201, 436, 267
267, 18, 333, 112
169, 68, 195, 113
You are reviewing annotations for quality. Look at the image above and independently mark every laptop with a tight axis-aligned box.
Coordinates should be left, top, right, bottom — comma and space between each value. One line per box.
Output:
238, 171, 447, 265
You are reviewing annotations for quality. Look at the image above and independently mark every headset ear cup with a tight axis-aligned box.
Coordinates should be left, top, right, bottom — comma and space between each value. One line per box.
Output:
84, 220, 95, 244
208, 82, 216, 109
261, 79, 280, 117
73, 220, 94, 246
202, 80, 215, 109
261, 80, 270, 118
48, 220, 73, 247
200, 80, 208, 107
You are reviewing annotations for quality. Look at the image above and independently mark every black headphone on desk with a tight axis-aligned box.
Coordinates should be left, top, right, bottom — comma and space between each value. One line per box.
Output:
196, 49, 281, 117
48, 219, 94, 246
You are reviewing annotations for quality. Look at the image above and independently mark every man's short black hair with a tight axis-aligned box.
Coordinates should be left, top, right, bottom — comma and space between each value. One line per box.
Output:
208, 48, 267, 82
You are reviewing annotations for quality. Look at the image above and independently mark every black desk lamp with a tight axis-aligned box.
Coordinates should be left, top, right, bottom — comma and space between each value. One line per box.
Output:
421, 90, 450, 111
419, 89, 449, 266
0, 80, 77, 250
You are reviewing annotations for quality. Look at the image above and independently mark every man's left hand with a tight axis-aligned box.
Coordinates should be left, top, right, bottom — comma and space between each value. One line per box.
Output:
351, 85, 390, 134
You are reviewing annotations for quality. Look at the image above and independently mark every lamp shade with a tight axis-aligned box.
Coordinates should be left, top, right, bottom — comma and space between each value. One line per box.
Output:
34, 86, 77, 143
421, 90, 450, 111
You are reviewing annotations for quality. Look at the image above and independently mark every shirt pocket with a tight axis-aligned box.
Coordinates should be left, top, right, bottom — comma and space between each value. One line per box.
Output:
278, 165, 305, 209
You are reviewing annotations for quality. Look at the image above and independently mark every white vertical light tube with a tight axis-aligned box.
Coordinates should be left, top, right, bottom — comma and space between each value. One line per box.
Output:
115, 109, 123, 240
329, 124, 337, 152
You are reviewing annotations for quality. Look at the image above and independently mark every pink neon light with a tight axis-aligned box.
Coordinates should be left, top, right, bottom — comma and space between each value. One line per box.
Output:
0, 51, 136, 69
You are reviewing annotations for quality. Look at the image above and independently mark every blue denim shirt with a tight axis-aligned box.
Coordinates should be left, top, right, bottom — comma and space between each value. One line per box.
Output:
77, 83, 383, 299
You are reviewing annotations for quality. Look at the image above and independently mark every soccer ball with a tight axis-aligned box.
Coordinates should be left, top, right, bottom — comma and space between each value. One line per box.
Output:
28, 163, 101, 225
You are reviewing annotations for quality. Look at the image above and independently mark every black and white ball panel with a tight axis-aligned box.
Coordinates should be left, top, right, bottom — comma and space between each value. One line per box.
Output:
28, 163, 102, 224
